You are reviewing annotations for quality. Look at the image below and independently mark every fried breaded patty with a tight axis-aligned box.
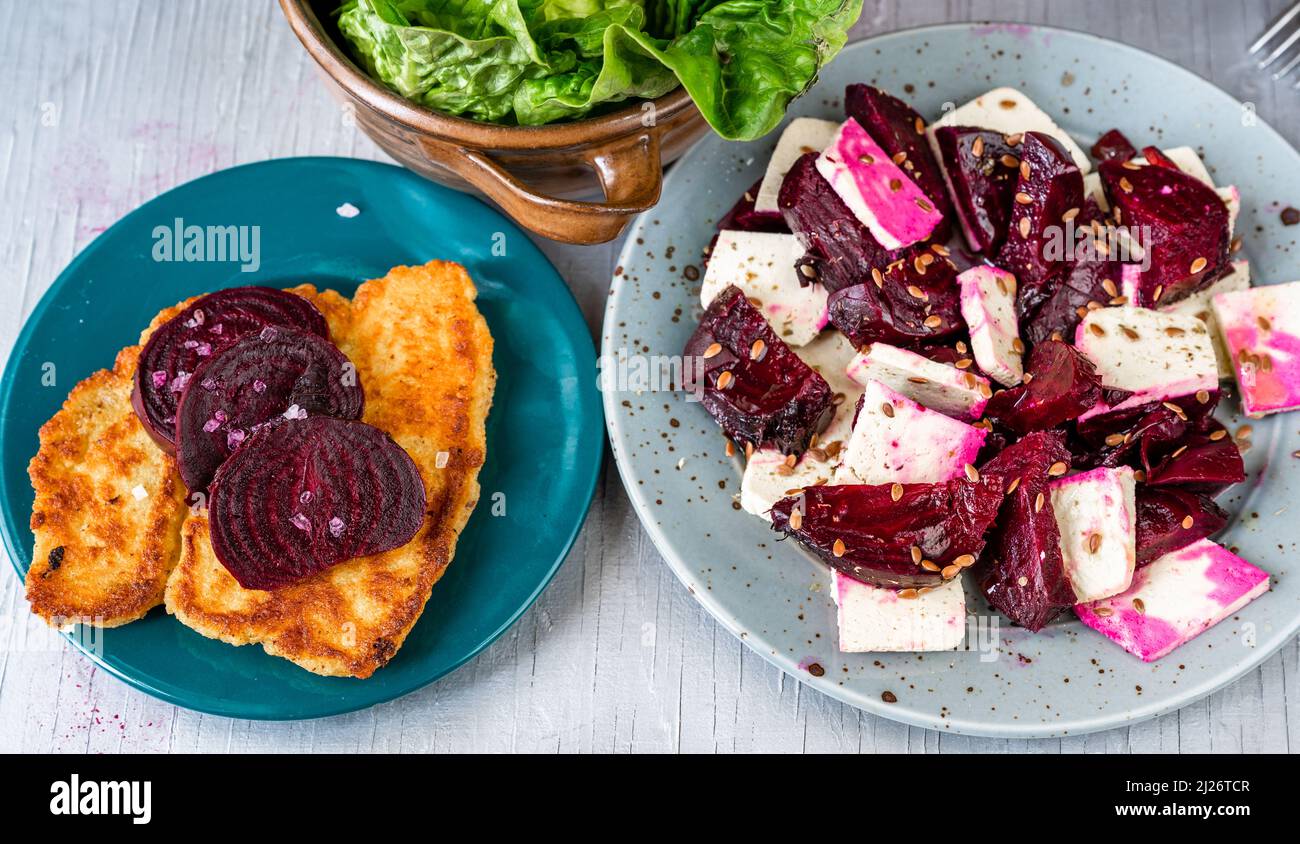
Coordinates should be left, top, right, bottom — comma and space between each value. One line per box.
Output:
164, 263, 495, 677
25, 344, 189, 628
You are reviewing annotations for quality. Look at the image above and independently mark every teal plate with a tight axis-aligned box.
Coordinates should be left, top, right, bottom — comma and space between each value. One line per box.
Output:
0, 157, 603, 720
605, 24, 1300, 737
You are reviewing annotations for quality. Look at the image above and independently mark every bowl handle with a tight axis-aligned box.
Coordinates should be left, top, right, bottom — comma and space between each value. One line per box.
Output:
417, 132, 663, 245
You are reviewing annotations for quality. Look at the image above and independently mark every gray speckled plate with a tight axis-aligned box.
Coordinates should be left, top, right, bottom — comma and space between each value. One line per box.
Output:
602, 23, 1300, 737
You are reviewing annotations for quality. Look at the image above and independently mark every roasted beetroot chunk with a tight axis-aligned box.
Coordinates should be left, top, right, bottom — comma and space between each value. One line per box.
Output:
779, 151, 923, 295
933, 126, 1020, 253
769, 476, 1005, 589
977, 431, 1077, 631
208, 417, 425, 590
1135, 487, 1229, 566
683, 285, 833, 455
825, 256, 964, 347
845, 85, 953, 221
133, 286, 329, 452
1077, 391, 1219, 448
1017, 201, 1125, 347
1074, 392, 1225, 474
1020, 260, 1124, 349
1145, 430, 1245, 494
995, 132, 1086, 293
717, 179, 790, 234
1090, 129, 1137, 163
1099, 156, 1231, 306
175, 327, 365, 494
983, 340, 1103, 435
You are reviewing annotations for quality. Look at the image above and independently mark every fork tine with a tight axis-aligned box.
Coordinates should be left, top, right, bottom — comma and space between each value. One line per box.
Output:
1258, 26, 1300, 69
1274, 51, 1300, 80
1250, 2, 1300, 53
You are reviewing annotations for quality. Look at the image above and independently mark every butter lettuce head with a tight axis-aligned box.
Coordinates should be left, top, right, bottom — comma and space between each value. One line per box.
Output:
335, 0, 863, 140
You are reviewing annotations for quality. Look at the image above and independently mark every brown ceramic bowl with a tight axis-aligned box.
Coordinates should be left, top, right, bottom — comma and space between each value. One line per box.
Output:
280, 0, 711, 244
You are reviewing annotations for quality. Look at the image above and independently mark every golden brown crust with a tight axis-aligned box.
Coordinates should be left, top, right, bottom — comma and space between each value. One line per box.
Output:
25, 345, 188, 628
164, 263, 495, 677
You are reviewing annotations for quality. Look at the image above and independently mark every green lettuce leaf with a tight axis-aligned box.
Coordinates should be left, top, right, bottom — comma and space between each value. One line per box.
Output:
335, 0, 862, 140
626, 1, 863, 140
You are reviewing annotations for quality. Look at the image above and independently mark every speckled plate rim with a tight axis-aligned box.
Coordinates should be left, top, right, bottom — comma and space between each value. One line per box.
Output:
0, 157, 604, 720
604, 22, 1300, 738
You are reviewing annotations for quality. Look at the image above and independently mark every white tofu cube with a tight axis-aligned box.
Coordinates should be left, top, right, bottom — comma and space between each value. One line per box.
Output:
754, 117, 840, 212
958, 266, 1024, 386
701, 230, 828, 347
832, 571, 966, 652
1076, 539, 1270, 662
1084, 171, 1108, 211
740, 333, 861, 518
1050, 466, 1136, 603
1159, 259, 1251, 378
816, 118, 944, 250
928, 87, 1091, 174
1213, 279, 1300, 416
845, 342, 991, 421
1075, 307, 1218, 421
833, 379, 987, 485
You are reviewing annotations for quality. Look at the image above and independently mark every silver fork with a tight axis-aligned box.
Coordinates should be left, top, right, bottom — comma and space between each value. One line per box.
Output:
1251, 2, 1300, 87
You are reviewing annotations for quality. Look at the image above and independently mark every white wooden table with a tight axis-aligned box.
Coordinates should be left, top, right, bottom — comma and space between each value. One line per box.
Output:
2, 0, 1297, 753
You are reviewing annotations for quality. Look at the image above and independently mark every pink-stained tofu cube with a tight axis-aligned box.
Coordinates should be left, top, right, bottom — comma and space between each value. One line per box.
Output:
1049, 466, 1136, 603
832, 571, 966, 652
845, 342, 991, 421
1213, 280, 1300, 417
1075, 539, 1270, 662
1075, 306, 1218, 422
815, 118, 944, 250
958, 266, 1024, 386
833, 379, 987, 485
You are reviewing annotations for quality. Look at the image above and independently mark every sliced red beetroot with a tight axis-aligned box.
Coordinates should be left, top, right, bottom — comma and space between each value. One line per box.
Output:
983, 340, 1103, 435
1077, 391, 1219, 447
1135, 487, 1228, 566
769, 475, 1005, 589
1017, 201, 1125, 347
1020, 262, 1123, 349
1074, 402, 1186, 470
683, 285, 833, 455
1099, 156, 1231, 306
208, 417, 425, 590
825, 256, 964, 347
1074, 392, 1221, 471
133, 286, 328, 452
778, 151, 937, 295
995, 132, 1086, 293
1090, 129, 1137, 163
1145, 425, 1244, 494
717, 179, 790, 235
175, 327, 364, 494
933, 126, 1020, 253
977, 431, 1076, 631
844, 85, 953, 223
